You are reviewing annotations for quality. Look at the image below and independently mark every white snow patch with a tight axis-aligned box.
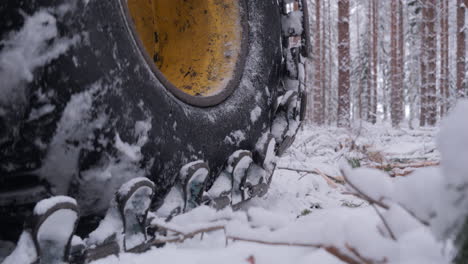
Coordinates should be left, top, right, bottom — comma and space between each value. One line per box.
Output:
0, 10, 78, 106
250, 106, 262, 123
115, 133, 142, 162
281, 11, 303, 36
33, 196, 77, 216
2, 232, 37, 264
27, 104, 56, 121
224, 130, 246, 146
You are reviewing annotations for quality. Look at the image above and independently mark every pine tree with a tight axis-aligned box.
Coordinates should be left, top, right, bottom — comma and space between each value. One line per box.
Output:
313, 0, 324, 125
337, 0, 351, 127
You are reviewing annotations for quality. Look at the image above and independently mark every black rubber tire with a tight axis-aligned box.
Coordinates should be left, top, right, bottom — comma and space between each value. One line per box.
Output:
0, 0, 282, 238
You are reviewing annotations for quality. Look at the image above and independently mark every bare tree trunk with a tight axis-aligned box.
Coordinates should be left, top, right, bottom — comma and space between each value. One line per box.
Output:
390, 0, 402, 127
440, 0, 449, 116
370, 0, 378, 124
313, 0, 324, 125
337, 0, 351, 127
320, 0, 327, 125
366, 0, 373, 123
327, 0, 334, 125
398, 0, 405, 124
357, 10, 363, 121
456, 0, 467, 98
426, 0, 437, 126
420, 1, 428, 127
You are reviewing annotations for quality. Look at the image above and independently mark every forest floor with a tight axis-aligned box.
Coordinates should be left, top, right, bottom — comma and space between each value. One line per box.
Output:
92, 123, 442, 264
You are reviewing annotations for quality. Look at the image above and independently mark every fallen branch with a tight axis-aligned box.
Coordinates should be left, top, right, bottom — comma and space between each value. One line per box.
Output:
371, 204, 396, 241
229, 236, 388, 264
345, 244, 387, 264
341, 169, 429, 227
150, 221, 225, 244
340, 169, 389, 210
366, 161, 440, 171
227, 236, 364, 264
340, 169, 396, 242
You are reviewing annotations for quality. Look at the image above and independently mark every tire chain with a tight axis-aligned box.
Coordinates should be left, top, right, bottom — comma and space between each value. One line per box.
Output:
4, 2, 310, 263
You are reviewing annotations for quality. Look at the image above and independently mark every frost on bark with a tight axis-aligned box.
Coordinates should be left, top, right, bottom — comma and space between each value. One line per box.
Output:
426, 0, 437, 126
456, 0, 467, 98
337, 0, 350, 127
370, 0, 378, 124
320, 1, 327, 126
313, 0, 324, 125
326, 0, 335, 125
390, 0, 403, 127
398, 0, 405, 125
419, 1, 428, 127
439, 0, 450, 116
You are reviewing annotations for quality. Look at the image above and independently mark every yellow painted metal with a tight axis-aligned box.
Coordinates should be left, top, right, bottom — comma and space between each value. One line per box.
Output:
127, 0, 242, 97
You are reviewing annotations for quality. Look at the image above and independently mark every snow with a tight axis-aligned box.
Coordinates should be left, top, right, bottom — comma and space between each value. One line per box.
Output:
115, 133, 142, 162
2, 232, 37, 264
33, 196, 77, 216
117, 177, 152, 198
0, 10, 78, 105
80, 120, 451, 264
262, 137, 277, 171
180, 160, 206, 181
250, 106, 262, 123
343, 167, 394, 202
7, 99, 468, 263
27, 104, 56, 121
123, 186, 152, 250
87, 198, 123, 247
36, 209, 78, 263
224, 130, 246, 146
281, 11, 303, 36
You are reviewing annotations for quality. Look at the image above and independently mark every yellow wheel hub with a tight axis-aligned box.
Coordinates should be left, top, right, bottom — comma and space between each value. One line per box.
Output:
127, 0, 243, 97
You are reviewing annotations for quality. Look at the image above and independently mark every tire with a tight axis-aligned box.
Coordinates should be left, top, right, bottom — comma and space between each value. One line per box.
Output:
0, 0, 283, 239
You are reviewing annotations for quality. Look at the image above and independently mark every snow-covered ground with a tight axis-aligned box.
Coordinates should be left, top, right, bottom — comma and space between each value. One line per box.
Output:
88, 122, 446, 264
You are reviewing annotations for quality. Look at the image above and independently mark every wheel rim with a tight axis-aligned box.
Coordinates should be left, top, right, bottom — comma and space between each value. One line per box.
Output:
124, 0, 247, 107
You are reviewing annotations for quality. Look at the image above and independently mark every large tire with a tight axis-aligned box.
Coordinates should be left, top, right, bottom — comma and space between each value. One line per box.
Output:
0, 0, 283, 239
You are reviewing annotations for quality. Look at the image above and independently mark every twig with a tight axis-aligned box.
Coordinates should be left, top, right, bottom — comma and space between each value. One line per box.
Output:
341, 169, 430, 227
150, 224, 225, 245
371, 204, 396, 241
316, 168, 338, 188
396, 202, 430, 226
345, 244, 387, 264
227, 236, 362, 264
341, 169, 397, 242
341, 169, 390, 210
367, 161, 440, 170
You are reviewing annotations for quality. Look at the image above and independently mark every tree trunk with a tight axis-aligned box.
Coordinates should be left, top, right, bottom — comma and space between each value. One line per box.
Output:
440, 0, 449, 116
456, 0, 467, 98
390, 0, 401, 127
426, 0, 437, 126
337, 0, 350, 127
419, 1, 428, 127
313, 0, 324, 125
320, 0, 327, 125
357, 10, 363, 121
398, 0, 405, 125
327, 0, 334, 125
370, 0, 378, 124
